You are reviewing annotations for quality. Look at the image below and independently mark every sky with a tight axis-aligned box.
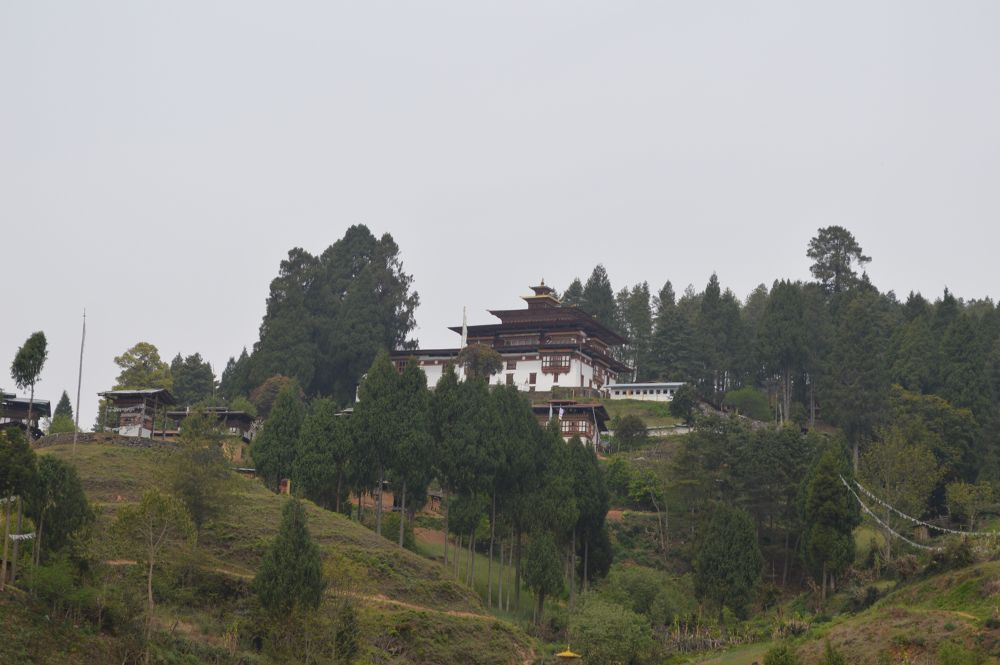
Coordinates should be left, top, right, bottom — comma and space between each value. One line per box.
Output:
2, 1, 999, 427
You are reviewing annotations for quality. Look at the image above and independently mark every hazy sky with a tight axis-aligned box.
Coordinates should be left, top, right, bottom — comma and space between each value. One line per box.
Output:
3, 2, 999, 426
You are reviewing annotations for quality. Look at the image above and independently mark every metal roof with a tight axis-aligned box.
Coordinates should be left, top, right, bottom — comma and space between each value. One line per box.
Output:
608, 382, 685, 389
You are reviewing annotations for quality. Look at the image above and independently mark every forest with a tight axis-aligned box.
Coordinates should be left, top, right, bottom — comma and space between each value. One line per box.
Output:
3, 223, 1000, 664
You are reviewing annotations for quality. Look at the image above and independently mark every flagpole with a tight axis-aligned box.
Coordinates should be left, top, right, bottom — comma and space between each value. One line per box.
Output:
72, 310, 86, 455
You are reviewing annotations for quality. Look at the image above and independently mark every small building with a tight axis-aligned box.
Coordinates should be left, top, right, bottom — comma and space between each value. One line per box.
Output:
531, 400, 610, 447
391, 282, 632, 395
607, 381, 685, 402
0, 393, 51, 440
98, 389, 176, 438
166, 407, 257, 443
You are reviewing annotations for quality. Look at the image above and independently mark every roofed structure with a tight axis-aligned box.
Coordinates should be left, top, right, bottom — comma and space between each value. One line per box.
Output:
392, 282, 632, 394
98, 388, 175, 439
0, 395, 52, 439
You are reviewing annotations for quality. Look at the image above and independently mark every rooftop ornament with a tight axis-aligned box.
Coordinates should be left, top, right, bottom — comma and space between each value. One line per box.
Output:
555, 647, 582, 661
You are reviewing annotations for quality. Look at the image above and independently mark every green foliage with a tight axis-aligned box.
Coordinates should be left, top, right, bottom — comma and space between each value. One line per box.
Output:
47, 414, 76, 434
11, 331, 48, 394
669, 384, 698, 424
252, 379, 305, 491
170, 352, 216, 406
937, 640, 988, 665
249, 374, 296, 418
600, 564, 694, 626
524, 532, 563, 621
219, 347, 253, 400
807, 225, 871, 294
723, 386, 771, 421
169, 410, 234, 532
53, 390, 73, 420
581, 264, 619, 331
334, 601, 361, 664
112, 341, 171, 390
294, 397, 352, 511
694, 505, 762, 619
568, 596, 655, 665
612, 414, 648, 451
764, 643, 803, 665
27, 456, 93, 559
0, 427, 36, 498
114, 489, 194, 609
804, 444, 859, 593
454, 343, 504, 381
946, 481, 992, 529
254, 498, 325, 617
249, 226, 419, 403
861, 426, 941, 559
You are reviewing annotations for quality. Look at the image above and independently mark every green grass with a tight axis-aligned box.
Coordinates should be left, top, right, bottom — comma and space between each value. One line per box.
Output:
27, 440, 536, 664
413, 530, 541, 624
601, 398, 682, 429
688, 641, 775, 665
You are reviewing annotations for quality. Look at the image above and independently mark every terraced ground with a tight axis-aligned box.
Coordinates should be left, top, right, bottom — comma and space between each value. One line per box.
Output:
1, 438, 535, 665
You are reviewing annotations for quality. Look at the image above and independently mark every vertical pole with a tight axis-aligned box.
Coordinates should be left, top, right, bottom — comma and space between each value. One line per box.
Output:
72, 310, 86, 455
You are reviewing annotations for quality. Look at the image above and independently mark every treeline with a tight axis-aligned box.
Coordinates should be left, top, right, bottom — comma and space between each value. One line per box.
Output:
250, 350, 611, 620
564, 226, 1000, 479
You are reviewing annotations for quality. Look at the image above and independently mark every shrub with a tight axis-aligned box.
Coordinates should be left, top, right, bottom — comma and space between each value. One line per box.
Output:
763, 644, 802, 665
722, 387, 771, 422
820, 641, 847, 665
568, 597, 655, 665
612, 415, 648, 452
938, 640, 986, 665
926, 538, 974, 575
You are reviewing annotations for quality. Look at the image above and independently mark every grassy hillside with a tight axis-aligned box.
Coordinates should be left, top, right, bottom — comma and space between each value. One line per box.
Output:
7, 439, 535, 665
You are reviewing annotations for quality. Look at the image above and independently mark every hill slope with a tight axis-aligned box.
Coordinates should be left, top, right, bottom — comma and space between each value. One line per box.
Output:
7, 438, 534, 665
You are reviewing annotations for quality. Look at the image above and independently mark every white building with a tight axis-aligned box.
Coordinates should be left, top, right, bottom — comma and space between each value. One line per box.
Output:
391, 282, 632, 395
607, 381, 685, 402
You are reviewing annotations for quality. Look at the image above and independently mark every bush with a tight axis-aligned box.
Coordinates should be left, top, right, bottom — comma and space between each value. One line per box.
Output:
763, 644, 802, 665
927, 538, 974, 575
568, 597, 655, 665
722, 387, 771, 422
612, 415, 648, 452
600, 564, 694, 626
820, 641, 847, 665
938, 640, 987, 665
378, 511, 416, 551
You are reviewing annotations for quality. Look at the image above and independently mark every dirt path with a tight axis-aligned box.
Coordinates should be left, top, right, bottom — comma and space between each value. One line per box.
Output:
345, 592, 493, 621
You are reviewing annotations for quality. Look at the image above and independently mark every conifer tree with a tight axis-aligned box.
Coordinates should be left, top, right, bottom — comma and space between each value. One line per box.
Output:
694, 505, 762, 625
352, 351, 404, 535
294, 397, 352, 512
803, 444, 859, 603
252, 380, 305, 492
756, 280, 807, 423
581, 264, 618, 330
807, 226, 871, 294
170, 410, 233, 533
254, 498, 325, 617
524, 532, 563, 624
27, 455, 93, 564
54, 390, 73, 420
391, 361, 433, 547
561, 278, 584, 306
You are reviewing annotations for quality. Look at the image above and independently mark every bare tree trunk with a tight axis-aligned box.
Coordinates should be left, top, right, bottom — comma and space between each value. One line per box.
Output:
568, 530, 576, 608
1, 495, 11, 590
514, 528, 522, 610
469, 532, 476, 587
809, 378, 816, 428
147, 557, 155, 609
443, 490, 449, 565
506, 531, 513, 612
782, 530, 790, 587
10, 498, 23, 584
488, 493, 495, 607
498, 541, 505, 611
398, 481, 407, 548
375, 466, 384, 536
583, 536, 589, 593
335, 470, 343, 514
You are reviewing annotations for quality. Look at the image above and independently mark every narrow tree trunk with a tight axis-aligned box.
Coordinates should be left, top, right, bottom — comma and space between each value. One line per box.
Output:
809, 378, 816, 428
583, 536, 589, 593
568, 530, 576, 608
335, 470, 343, 514
33, 513, 44, 567
536, 592, 544, 626
443, 490, 449, 565
821, 562, 827, 605
507, 526, 514, 612
10, 498, 23, 584
487, 493, 496, 607
357, 490, 365, 523
782, 530, 790, 587
398, 481, 407, 548
514, 528, 522, 610
375, 466, 384, 536
468, 532, 476, 587
498, 541, 505, 611
1, 495, 11, 590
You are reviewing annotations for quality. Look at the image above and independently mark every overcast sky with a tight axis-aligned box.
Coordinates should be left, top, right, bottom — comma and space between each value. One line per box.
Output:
2, 1, 999, 426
